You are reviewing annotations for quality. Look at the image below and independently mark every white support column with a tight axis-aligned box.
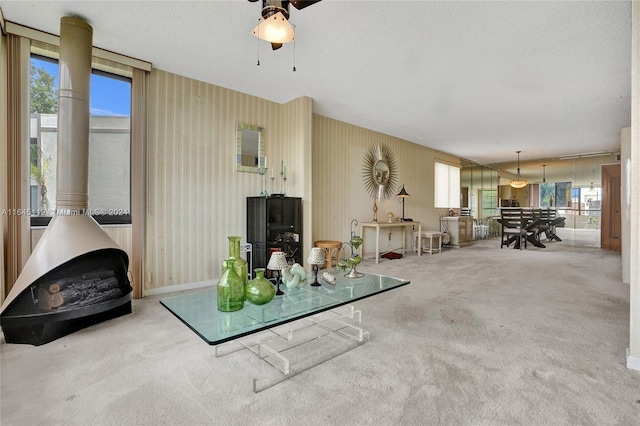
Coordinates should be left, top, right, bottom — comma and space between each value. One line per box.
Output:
628, 0, 640, 372
621, 127, 631, 284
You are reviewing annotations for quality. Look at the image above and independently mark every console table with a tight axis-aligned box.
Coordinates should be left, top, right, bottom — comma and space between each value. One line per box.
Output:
360, 221, 421, 264
160, 270, 409, 392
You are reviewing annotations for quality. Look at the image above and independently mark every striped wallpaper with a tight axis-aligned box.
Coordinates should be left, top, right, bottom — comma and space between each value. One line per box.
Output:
144, 70, 312, 292
312, 115, 459, 255
143, 68, 457, 291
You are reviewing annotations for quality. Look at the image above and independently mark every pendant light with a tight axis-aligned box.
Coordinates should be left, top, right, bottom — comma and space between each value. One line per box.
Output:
542, 164, 546, 183
510, 151, 528, 189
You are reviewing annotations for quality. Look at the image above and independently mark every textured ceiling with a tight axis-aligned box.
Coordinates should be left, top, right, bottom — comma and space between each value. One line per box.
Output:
0, 0, 632, 165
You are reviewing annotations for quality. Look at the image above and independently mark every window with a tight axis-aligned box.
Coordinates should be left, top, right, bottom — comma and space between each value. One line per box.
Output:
539, 181, 572, 208
29, 54, 132, 225
540, 182, 555, 207
480, 189, 498, 218
434, 162, 461, 208
555, 182, 571, 208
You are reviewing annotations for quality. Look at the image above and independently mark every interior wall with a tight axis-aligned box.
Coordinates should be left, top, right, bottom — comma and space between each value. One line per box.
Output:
144, 77, 459, 289
311, 114, 459, 256
144, 69, 309, 294
628, 0, 639, 371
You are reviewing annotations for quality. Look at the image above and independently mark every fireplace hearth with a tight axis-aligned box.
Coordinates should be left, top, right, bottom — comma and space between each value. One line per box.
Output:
1, 249, 132, 346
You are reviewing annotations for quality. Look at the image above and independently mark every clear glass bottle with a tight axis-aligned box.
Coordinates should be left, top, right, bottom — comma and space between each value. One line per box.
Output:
245, 268, 275, 305
217, 258, 245, 312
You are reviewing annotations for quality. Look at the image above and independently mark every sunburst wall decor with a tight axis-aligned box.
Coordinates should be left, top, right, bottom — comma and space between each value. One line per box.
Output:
362, 142, 398, 201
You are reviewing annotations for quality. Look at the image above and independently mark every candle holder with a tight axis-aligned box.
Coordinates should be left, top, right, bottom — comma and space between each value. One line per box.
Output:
280, 171, 287, 196
270, 175, 275, 196
258, 167, 268, 197
346, 219, 364, 278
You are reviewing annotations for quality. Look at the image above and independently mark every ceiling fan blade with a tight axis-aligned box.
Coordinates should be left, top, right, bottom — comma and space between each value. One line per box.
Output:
289, 0, 322, 10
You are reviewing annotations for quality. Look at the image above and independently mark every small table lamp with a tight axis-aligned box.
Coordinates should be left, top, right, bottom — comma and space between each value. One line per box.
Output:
307, 247, 326, 287
397, 184, 411, 221
267, 252, 288, 295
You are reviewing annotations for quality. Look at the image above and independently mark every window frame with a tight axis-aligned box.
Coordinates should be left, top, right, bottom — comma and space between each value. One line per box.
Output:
28, 52, 132, 227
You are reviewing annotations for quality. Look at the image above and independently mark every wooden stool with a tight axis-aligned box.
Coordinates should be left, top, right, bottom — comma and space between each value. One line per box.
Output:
313, 240, 342, 269
413, 231, 442, 255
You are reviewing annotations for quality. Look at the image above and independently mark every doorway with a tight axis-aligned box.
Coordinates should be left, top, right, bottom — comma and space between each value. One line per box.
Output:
601, 164, 621, 251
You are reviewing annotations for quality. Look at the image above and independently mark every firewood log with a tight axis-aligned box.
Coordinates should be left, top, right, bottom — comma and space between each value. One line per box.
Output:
44, 277, 75, 292
96, 277, 119, 291
37, 287, 64, 309
56, 288, 85, 306
37, 287, 51, 310
81, 270, 115, 280
49, 293, 64, 308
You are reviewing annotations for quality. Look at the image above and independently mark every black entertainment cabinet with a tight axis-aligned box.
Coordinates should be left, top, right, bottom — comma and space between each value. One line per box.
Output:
246, 196, 303, 276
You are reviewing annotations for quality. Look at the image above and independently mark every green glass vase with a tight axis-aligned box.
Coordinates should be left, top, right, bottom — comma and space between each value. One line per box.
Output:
217, 258, 245, 312
245, 268, 275, 305
228, 236, 248, 287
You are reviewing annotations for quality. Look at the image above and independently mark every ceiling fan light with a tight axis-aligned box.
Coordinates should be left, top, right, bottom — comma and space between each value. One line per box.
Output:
252, 11, 295, 44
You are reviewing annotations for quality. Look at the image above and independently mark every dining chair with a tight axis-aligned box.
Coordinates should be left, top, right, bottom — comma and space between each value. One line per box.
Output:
499, 208, 528, 249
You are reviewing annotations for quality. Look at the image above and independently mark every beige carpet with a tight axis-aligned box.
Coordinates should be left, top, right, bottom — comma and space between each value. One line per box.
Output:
1, 239, 639, 425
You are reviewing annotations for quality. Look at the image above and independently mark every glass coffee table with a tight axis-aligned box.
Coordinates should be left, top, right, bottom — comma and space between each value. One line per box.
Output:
160, 269, 409, 345
161, 269, 409, 392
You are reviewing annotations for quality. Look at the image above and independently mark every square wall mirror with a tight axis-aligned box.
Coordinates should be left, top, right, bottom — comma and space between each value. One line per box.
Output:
236, 122, 265, 173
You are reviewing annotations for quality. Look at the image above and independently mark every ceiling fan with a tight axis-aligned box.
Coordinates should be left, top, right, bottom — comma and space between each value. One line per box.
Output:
249, 0, 323, 50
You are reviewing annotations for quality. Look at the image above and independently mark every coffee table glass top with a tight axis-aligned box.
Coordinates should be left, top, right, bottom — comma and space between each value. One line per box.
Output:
160, 269, 410, 345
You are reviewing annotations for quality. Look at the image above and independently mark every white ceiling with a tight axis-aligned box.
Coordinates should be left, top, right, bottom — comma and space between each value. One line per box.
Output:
0, 0, 632, 165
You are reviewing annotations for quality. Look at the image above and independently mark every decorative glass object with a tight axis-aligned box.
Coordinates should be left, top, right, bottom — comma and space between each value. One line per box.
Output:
228, 236, 248, 286
347, 254, 363, 278
258, 166, 269, 196
245, 268, 275, 305
346, 222, 364, 278
217, 258, 245, 312
337, 257, 349, 272
282, 263, 307, 289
